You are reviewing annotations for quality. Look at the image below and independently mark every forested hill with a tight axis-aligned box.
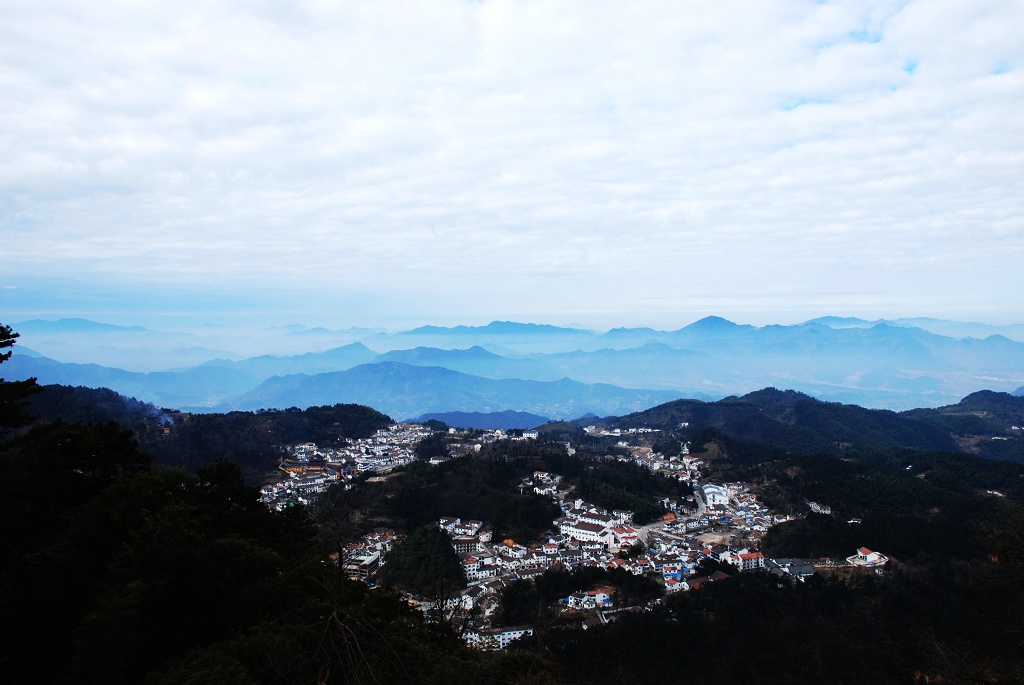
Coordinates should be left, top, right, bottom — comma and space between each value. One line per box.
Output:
26, 385, 393, 480
603, 388, 1024, 461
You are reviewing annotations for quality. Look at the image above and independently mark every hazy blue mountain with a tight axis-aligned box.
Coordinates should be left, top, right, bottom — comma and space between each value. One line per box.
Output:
376, 346, 564, 381
10, 318, 241, 370
392, 321, 598, 354
402, 321, 590, 337
802, 316, 888, 329
678, 315, 755, 335
582, 321, 1024, 408
806, 316, 1024, 342
200, 342, 378, 378
6, 316, 1023, 412
4, 353, 258, 407
591, 327, 673, 349
1015, 386, 1024, 396
12, 318, 149, 334
280, 325, 385, 338
536, 344, 721, 390
413, 410, 551, 430
215, 361, 687, 420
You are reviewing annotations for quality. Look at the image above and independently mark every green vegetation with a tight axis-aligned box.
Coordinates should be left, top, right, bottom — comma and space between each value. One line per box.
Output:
545, 563, 1024, 684
379, 525, 466, 598
575, 458, 676, 524
605, 387, 1024, 461
414, 431, 451, 460
499, 567, 662, 631
26, 383, 392, 481
314, 455, 562, 544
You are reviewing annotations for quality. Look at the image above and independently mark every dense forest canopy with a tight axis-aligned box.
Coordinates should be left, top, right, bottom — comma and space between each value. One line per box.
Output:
25, 384, 393, 481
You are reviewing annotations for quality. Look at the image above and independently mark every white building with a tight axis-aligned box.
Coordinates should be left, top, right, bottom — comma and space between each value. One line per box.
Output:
465, 626, 534, 650
702, 484, 730, 506
847, 547, 888, 568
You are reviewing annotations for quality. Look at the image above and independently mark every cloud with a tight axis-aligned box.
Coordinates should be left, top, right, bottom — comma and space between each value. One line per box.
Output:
1, 0, 1022, 328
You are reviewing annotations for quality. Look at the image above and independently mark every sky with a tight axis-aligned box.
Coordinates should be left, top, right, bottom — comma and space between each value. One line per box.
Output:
2, 0, 1023, 332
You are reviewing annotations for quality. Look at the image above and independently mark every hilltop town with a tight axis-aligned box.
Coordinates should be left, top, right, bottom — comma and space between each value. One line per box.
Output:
272, 423, 888, 650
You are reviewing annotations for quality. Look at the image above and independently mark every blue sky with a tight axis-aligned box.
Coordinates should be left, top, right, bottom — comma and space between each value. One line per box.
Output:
2, 0, 1022, 332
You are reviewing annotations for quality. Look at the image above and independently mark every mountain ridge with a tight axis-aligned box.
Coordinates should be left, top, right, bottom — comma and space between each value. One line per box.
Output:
213, 361, 688, 420
601, 387, 1024, 461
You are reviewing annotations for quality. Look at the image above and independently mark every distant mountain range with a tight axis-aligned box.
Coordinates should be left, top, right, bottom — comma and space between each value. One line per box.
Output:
212, 362, 686, 420
5, 354, 259, 407
804, 316, 1024, 342
5, 316, 1024, 413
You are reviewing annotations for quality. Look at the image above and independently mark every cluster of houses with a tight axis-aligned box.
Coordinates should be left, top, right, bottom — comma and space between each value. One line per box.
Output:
273, 424, 892, 651
259, 424, 434, 509
583, 426, 660, 437
556, 498, 639, 550
597, 436, 704, 484
431, 474, 802, 647
451, 427, 540, 443
329, 530, 399, 581
654, 482, 784, 544
259, 470, 341, 510
807, 500, 833, 515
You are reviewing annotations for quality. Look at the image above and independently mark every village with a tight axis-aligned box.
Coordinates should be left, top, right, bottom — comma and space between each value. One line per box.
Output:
258, 424, 540, 509
262, 423, 888, 650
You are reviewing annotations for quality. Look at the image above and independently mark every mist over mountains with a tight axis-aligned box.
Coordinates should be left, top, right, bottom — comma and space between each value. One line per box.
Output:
6, 316, 1024, 416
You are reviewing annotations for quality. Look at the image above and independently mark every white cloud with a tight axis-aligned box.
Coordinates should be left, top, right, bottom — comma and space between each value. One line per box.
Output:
1, 0, 1022, 328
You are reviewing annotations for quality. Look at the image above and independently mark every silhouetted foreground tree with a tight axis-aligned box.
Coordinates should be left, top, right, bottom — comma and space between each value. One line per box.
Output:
0, 323, 41, 440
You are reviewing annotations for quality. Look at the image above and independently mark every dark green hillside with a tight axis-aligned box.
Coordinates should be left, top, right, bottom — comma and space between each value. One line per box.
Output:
538, 429, 1024, 684
147, 403, 392, 479
379, 525, 466, 597
905, 390, 1024, 428
545, 562, 1024, 684
26, 384, 392, 481
1, 435, 558, 684
901, 390, 1024, 461
314, 450, 564, 543
684, 425, 1024, 563
28, 384, 158, 427
605, 388, 1024, 461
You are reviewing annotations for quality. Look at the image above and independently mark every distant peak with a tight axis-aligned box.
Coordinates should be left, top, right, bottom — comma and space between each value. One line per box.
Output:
682, 316, 740, 331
